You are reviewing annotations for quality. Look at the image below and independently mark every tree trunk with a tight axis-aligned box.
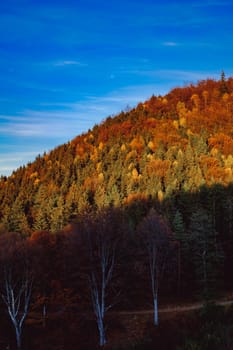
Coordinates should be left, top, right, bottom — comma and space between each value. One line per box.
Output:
97, 316, 106, 347
42, 303, 47, 328
15, 326, 22, 350
153, 296, 159, 326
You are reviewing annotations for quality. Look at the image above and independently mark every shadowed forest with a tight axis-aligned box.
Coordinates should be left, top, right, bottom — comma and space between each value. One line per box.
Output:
0, 75, 233, 349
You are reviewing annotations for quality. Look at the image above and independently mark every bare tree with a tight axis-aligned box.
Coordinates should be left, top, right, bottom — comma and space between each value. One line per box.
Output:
89, 231, 116, 346
0, 233, 34, 350
80, 209, 120, 346
137, 208, 171, 326
2, 267, 33, 350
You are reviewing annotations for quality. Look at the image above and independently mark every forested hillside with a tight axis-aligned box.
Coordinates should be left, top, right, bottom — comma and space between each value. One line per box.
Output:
1, 74, 233, 234
0, 75, 233, 349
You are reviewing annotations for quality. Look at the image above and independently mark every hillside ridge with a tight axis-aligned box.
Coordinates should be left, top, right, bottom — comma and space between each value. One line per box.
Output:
0, 76, 233, 234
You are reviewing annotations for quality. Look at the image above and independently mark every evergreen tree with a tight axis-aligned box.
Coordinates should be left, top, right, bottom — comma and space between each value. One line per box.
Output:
172, 210, 189, 294
219, 71, 229, 95
189, 207, 223, 298
33, 207, 50, 231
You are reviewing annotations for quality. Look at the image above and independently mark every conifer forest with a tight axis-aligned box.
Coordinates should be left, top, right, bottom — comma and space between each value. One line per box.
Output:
1, 76, 233, 349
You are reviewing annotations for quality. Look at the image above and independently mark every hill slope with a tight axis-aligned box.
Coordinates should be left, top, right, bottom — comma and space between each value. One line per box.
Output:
0, 76, 233, 234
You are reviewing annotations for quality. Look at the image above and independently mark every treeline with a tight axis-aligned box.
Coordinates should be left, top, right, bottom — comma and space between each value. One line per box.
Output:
0, 76, 233, 233
0, 184, 233, 348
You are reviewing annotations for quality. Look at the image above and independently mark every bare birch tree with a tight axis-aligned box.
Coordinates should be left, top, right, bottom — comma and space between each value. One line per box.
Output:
137, 208, 171, 326
0, 232, 34, 350
2, 267, 33, 350
81, 209, 119, 346
89, 231, 116, 346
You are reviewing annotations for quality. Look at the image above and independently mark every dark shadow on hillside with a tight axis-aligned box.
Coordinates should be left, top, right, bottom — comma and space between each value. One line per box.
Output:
0, 183, 233, 349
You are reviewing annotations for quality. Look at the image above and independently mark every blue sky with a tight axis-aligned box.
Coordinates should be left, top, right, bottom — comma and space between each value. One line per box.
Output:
1, 0, 233, 176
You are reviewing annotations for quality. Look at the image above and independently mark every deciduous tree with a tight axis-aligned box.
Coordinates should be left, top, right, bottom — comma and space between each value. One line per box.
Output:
0, 233, 34, 350
137, 208, 171, 325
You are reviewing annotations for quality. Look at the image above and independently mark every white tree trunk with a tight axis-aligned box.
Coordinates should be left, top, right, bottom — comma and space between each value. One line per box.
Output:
97, 316, 106, 347
42, 303, 47, 328
153, 296, 159, 326
2, 268, 33, 350
15, 326, 22, 350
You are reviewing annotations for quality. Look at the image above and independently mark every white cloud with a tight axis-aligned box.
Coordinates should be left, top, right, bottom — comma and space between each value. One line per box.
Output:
162, 42, 179, 47
0, 151, 42, 176
122, 68, 220, 83
0, 84, 161, 141
53, 60, 87, 67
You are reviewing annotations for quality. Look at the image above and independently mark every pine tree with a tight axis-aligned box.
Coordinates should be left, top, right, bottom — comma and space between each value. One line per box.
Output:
172, 210, 188, 293
189, 207, 223, 298
219, 71, 229, 96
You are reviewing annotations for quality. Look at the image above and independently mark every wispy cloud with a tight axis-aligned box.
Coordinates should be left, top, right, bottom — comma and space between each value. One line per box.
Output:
162, 42, 179, 47
155, 69, 219, 81
0, 84, 164, 141
123, 68, 220, 82
53, 60, 87, 67
0, 151, 43, 176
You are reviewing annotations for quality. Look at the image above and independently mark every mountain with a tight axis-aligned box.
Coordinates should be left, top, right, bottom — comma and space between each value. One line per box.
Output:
0, 75, 233, 349
0, 75, 233, 235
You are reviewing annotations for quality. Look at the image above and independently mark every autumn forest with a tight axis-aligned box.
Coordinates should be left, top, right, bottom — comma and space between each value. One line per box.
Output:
0, 75, 233, 349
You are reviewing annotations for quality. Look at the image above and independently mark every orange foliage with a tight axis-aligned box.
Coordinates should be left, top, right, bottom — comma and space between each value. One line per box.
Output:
146, 159, 170, 178
198, 155, 230, 184
209, 133, 233, 156
130, 136, 145, 153
123, 192, 148, 205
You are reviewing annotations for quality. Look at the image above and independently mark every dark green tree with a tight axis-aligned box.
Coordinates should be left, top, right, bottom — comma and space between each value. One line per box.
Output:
172, 209, 190, 294
188, 207, 223, 298
219, 71, 229, 95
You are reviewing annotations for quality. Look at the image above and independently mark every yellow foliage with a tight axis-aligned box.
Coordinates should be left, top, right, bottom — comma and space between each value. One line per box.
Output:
202, 90, 209, 105
126, 150, 137, 161
187, 129, 193, 136
130, 136, 145, 151
30, 171, 38, 179
225, 167, 232, 176
43, 154, 49, 161
121, 144, 126, 152
177, 149, 184, 157
179, 117, 186, 127
146, 159, 170, 177
157, 190, 164, 202
34, 178, 40, 186
132, 168, 139, 180
128, 162, 134, 171
96, 162, 102, 172
98, 142, 104, 150
222, 93, 229, 102
191, 93, 200, 107
47, 160, 52, 167
225, 155, 233, 168
90, 148, 98, 161
210, 148, 219, 156
98, 173, 104, 182
123, 192, 148, 205
148, 140, 156, 151
173, 120, 179, 130
176, 101, 187, 118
